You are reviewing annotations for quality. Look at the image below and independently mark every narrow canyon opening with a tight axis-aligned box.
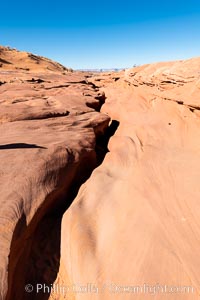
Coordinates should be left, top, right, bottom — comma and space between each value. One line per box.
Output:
6, 97, 120, 300
95, 119, 119, 165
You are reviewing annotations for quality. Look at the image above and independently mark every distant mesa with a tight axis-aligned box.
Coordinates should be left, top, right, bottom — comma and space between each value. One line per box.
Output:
77, 68, 127, 72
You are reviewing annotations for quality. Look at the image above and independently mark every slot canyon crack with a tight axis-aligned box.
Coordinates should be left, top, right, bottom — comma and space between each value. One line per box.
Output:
4, 72, 119, 300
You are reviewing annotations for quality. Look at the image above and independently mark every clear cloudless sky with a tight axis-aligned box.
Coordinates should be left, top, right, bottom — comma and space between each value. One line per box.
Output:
1, 0, 200, 69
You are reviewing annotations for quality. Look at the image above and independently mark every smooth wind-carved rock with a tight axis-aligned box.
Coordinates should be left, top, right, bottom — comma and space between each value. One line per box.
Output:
59, 58, 200, 300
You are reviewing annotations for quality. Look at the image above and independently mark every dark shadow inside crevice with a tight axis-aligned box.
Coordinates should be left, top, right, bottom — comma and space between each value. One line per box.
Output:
95, 120, 120, 165
86, 93, 106, 112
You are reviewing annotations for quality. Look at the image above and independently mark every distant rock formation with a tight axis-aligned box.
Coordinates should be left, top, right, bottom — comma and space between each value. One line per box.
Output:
0, 45, 72, 73
0, 46, 200, 300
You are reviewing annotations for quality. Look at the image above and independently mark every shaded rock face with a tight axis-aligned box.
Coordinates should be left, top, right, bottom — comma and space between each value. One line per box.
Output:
1, 47, 200, 300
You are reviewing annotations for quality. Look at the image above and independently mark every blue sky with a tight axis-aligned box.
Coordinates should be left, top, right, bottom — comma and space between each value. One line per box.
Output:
1, 0, 200, 69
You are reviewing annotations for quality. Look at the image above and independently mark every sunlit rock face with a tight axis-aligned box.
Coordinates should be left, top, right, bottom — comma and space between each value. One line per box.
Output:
59, 58, 200, 300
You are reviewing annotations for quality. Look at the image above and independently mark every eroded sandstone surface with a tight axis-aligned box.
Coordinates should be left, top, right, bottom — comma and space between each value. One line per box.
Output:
0, 46, 71, 73
0, 47, 109, 300
1, 47, 200, 300
59, 59, 200, 300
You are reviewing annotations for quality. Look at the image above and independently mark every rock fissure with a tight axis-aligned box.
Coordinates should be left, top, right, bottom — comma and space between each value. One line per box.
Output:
5, 81, 120, 300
